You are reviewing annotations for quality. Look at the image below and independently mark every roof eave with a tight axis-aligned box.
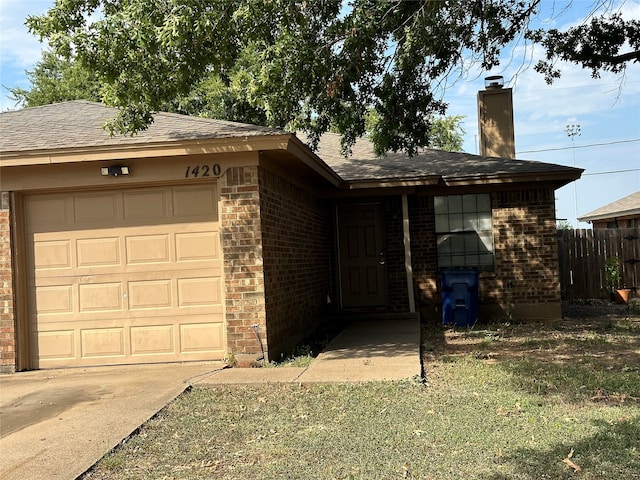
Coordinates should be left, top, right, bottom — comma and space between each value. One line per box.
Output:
0, 134, 294, 167
344, 176, 441, 189
441, 169, 583, 188
285, 135, 343, 187
578, 208, 640, 223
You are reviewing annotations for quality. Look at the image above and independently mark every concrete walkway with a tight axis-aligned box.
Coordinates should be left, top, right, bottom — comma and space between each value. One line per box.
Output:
201, 313, 422, 384
0, 314, 420, 480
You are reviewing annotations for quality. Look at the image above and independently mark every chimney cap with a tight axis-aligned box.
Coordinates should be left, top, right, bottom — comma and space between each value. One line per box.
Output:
484, 75, 504, 89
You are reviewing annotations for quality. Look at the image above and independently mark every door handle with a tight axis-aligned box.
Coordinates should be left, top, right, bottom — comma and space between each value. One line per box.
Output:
378, 252, 386, 265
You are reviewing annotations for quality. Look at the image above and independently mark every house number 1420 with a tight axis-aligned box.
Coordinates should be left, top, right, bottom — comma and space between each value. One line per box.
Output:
185, 164, 221, 178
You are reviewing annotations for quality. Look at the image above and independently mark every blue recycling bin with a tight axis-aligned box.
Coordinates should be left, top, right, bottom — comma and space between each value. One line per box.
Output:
441, 269, 479, 327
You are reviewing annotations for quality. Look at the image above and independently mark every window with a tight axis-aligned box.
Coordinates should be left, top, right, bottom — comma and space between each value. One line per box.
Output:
434, 193, 494, 271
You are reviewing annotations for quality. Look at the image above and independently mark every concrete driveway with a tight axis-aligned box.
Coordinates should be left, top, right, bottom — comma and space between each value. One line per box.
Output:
0, 362, 224, 480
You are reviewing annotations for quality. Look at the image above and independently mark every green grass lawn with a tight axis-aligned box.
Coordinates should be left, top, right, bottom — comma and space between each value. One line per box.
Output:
83, 314, 640, 480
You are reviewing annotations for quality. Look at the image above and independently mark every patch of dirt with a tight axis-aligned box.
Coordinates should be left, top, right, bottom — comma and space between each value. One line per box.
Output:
561, 297, 638, 318
421, 300, 640, 369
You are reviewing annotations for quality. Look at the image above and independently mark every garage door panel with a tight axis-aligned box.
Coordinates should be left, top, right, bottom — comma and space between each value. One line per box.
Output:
80, 327, 126, 358
25, 195, 71, 231
74, 192, 120, 225
33, 285, 74, 315
128, 280, 172, 310
25, 184, 225, 368
77, 237, 121, 267
130, 325, 175, 355
175, 232, 219, 262
79, 283, 124, 312
177, 277, 222, 307
123, 189, 169, 220
172, 185, 218, 220
35, 330, 75, 360
126, 234, 171, 264
32, 240, 72, 270
180, 322, 224, 353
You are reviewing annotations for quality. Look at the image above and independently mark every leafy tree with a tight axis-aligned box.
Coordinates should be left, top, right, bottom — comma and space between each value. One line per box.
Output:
426, 115, 465, 152
8, 50, 102, 107
556, 220, 574, 231
9, 50, 268, 124
528, 12, 640, 83
11, 49, 464, 150
26, 0, 639, 155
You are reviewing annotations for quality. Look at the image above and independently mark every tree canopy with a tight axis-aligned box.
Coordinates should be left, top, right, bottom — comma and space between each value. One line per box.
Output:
25, 0, 640, 155
10, 50, 466, 151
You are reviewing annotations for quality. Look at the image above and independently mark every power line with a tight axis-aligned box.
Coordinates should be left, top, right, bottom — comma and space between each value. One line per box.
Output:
514, 80, 640, 94
517, 138, 640, 154
583, 168, 640, 176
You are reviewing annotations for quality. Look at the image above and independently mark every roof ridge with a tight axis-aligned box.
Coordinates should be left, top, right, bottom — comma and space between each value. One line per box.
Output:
1, 101, 284, 133
154, 110, 284, 132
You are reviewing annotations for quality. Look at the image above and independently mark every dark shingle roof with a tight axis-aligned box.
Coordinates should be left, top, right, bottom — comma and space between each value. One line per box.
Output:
0, 101, 284, 153
1, 101, 583, 187
305, 132, 582, 183
578, 191, 640, 222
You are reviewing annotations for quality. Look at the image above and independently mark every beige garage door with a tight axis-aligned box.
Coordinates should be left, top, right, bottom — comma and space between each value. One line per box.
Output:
25, 184, 225, 368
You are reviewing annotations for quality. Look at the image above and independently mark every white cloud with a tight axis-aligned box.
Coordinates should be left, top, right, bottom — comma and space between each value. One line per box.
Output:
443, 1, 640, 157
0, 0, 51, 69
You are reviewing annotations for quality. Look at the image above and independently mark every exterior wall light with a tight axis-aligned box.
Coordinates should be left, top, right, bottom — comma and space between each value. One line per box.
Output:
100, 166, 130, 177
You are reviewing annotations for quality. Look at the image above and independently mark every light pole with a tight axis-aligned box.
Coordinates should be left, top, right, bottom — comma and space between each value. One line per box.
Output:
565, 124, 581, 228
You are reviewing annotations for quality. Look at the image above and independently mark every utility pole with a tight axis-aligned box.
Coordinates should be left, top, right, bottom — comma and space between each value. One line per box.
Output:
565, 124, 581, 228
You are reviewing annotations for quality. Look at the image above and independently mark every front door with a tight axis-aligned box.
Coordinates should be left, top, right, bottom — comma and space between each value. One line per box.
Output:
337, 203, 388, 308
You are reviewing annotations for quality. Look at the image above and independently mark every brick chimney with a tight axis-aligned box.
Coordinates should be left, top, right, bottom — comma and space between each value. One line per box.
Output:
477, 76, 515, 159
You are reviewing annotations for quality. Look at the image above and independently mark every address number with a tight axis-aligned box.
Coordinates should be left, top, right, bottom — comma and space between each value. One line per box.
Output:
185, 164, 221, 178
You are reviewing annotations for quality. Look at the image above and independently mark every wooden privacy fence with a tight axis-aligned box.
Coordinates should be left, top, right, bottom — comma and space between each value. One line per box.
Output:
557, 228, 640, 300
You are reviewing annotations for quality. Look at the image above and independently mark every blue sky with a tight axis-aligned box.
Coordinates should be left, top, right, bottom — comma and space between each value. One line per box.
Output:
1, 0, 639, 227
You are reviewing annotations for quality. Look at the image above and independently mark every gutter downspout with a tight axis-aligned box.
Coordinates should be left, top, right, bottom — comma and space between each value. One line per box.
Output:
402, 194, 416, 313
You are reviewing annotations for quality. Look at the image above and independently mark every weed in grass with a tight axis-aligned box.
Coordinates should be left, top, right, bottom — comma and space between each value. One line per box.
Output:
519, 338, 561, 350
478, 337, 495, 349
97, 455, 125, 472
267, 344, 314, 368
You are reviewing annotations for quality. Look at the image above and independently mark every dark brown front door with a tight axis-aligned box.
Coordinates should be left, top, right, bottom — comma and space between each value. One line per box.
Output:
338, 203, 388, 308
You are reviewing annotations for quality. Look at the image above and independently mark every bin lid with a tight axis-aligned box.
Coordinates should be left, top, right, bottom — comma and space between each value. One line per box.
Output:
441, 268, 479, 288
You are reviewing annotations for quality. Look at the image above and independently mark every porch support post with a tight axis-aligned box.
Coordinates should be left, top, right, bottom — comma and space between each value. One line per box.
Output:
402, 194, 416, 313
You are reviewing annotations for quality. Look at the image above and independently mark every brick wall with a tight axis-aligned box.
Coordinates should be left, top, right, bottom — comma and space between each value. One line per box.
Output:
410, 187, 561, 320
409, 195, 439, 310
593, 217, 639, 229
219, 167, 267, 362
0, 192, 15, 373
488, 188, 561, 318
382, 197, 410, 311
259, 167, 333, 360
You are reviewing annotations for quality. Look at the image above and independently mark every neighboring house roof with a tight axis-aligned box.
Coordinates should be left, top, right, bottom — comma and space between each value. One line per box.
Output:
578, 191, 640, 223
1, 101, 582, 189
